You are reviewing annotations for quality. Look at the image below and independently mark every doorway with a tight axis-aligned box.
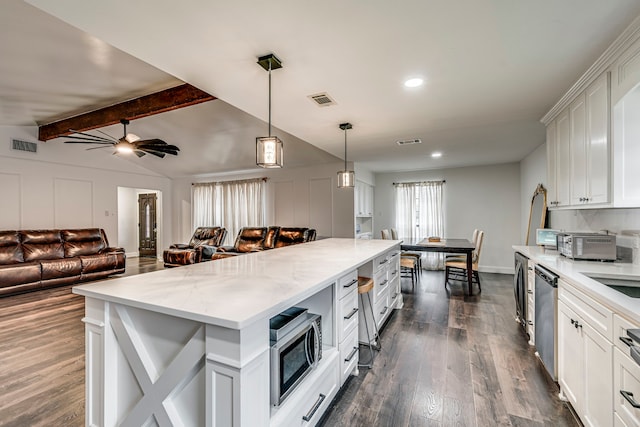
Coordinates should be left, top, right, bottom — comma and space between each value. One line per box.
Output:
138, 193, 157, 258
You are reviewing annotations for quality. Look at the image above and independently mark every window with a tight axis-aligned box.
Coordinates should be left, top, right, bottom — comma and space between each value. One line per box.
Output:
395, 180, 444, 269
192, 178, 266, 245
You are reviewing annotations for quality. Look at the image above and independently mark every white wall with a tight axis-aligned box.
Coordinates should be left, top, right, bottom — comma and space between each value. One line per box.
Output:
520, 143, 547, 243
0, 125, 173, 250
374, 163, 521, 274
171, 161, 355, 245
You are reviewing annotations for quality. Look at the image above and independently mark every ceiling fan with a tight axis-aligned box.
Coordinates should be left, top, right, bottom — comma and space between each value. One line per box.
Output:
63, 119, 180, 158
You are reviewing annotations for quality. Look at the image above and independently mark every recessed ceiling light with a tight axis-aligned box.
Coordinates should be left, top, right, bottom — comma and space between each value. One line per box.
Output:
404, 78, 424, 88
431, 152, 442, 158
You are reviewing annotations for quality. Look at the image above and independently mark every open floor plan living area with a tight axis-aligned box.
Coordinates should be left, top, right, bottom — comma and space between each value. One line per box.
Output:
2, 1, 640, 426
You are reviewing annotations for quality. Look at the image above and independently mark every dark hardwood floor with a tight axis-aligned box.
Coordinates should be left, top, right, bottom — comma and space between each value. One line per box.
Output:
0, 259, 578, 426
320, 271, 580, 427
0, 257, 163, 427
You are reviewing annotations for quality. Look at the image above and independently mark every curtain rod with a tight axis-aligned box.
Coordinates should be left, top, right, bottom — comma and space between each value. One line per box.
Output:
192, 177, 268, 186
393, 179, 445, 186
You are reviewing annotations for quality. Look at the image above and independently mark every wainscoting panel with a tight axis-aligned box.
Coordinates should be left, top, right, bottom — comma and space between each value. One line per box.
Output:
54, 178, 93, 228
274, 180, 295, 226
0, 172, 21, 229
309, 178, 333, 238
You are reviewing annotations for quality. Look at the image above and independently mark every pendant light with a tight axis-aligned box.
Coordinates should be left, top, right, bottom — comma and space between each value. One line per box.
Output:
337, 122, 355, 188
256, 53, 284, 168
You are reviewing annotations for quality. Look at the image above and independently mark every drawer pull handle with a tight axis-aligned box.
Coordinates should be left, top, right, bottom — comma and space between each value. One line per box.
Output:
380, 306, 388, 316
380, 279, 388, 287
527, 320, 533, 325
344, 279, 358, 288
570, 319, 582, 329
391, 270, 398, 275
344, 346, 358, 362
302, 393, 326, 422
379, 259, 388, 265
620, 336, 634, 347
344, 308, 358, 320
392, 292, 398, 298
527, 290, 533, 294
621, 390, 640, 409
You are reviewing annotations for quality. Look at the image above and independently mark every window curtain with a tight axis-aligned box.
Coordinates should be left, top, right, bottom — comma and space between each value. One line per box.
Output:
192, 178, 266, 245
394, 180, 444, 270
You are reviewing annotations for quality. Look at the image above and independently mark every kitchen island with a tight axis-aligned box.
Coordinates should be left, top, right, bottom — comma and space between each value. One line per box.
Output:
74, 238, 401, 427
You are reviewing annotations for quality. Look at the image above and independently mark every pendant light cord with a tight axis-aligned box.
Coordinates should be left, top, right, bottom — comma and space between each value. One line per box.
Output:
268, 59, 272, 137
344, 127, 348, 170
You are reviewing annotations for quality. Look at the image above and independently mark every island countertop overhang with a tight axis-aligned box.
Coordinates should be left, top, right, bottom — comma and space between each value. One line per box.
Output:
73, 238, 400, 330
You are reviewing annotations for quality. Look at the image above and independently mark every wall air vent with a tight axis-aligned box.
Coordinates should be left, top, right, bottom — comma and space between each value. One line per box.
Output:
11, 139, 37, 153
396, 139, 422, 146
308, 92, 336, 107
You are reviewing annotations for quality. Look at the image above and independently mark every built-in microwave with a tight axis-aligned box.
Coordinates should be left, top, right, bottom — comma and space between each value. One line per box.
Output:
270, 311, 322, 406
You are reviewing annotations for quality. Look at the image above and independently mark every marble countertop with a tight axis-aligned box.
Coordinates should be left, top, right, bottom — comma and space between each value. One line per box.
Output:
74, 238, 400, 330
513, 246, 640, 324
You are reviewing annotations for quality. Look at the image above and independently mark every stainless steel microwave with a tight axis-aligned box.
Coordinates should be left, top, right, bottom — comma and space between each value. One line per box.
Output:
556, 232, 616, 261
270, 312, 322, 406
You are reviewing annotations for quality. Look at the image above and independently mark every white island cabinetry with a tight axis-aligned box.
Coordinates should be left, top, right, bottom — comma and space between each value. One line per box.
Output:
74, 238, 401, 427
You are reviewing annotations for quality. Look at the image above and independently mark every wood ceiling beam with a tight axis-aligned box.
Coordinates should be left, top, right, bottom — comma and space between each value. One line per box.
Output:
38, 84, 216, 141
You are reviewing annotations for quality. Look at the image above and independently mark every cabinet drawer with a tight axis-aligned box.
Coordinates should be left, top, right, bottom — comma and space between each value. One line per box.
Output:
338, 270, 358, 299
374, 290, 390, 329
374, 269, 389, 300
339, 289, 358, 341
388, 258, 400, 283
559, 279, 613, 340
615, 314, 640, 354
616, 412, 631, 427
340, 327, 359, 386
614, 348, 640, 427
374, 253, 390, 272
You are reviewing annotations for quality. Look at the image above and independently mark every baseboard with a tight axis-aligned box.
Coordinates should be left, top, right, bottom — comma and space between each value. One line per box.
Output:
478, 266, 514, 275
126, 251, 139, 258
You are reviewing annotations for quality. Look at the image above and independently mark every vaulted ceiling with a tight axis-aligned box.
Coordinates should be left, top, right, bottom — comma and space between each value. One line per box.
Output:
4, 0, 640, 177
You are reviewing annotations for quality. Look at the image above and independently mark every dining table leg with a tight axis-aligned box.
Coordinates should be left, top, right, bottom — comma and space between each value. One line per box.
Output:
466, 251, 473, 295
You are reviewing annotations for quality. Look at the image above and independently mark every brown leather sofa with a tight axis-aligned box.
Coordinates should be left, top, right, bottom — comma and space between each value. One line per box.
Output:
163, 227, 227, 267
212, 226, 316, 260
0, 228, 125, 297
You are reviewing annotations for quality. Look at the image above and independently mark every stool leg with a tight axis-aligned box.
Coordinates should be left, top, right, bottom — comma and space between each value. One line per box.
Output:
358, 293, 374, 369
367, 292, 382, 351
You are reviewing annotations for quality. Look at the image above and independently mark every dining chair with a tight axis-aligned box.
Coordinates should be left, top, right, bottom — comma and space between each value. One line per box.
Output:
381, 229, 391, 239
390, 227, 423, 271
444, 230, 484, 292
400, 256, 418, 290
446, 229, 479, 263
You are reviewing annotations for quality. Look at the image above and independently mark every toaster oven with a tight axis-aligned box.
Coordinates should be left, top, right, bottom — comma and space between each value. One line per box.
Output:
556, 232, 616, 261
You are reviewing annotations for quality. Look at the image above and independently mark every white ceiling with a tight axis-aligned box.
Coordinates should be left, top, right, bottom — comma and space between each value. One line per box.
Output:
5, 0, 640, 177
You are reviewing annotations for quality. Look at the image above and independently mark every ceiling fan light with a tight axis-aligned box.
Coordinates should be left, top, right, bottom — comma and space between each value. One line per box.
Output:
337, 170, 355, 188
114, 141, 134, 154
125, 133, 140, 143
256, 136, 283, 168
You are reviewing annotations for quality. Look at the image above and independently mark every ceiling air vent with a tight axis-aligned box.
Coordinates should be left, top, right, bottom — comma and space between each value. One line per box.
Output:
308, 92, 336, 107
11, 139, 37, 153
396, 139, 422, 146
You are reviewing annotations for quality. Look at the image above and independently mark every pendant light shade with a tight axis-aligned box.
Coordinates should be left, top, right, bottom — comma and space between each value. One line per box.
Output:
337, 122, 355, 188
256, 54, 284, 168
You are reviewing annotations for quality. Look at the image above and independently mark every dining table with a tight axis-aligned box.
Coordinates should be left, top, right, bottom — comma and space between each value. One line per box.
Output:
400, 238, 476, 295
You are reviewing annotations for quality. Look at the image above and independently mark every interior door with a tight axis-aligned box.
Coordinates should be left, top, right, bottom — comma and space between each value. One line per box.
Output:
138, 193, 157, 257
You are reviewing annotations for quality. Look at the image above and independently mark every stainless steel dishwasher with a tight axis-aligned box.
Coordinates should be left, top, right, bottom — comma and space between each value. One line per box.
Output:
534, 265, 558, 380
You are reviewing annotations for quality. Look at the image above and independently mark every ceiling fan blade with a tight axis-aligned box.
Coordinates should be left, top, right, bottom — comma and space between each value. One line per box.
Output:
68, 130, 116, 142
139, 147, 179, 156
93, 128, 119, 142
135, 138, 167, 146
64, 136, 114, 144
86, 145, 113, 150
133, 150, 146, 158
139, 148, 166, 158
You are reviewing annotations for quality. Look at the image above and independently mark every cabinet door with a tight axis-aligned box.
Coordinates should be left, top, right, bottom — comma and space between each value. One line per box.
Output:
365, 184, 374, 216
558, 300, 584, 411
583, 321, 613, 427
556, 108, 572, 207
570, 93, 587, 205
585, 72, 610, 205
546, 121, 558, 206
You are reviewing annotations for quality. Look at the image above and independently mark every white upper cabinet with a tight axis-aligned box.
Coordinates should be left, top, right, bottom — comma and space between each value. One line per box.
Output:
546, 72, 610, 209
354, 180, 373, 217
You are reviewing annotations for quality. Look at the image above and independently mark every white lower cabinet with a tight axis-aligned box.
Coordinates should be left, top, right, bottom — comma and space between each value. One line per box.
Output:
558, 280, 613, 427
336, 269, 359, 386
614, 315, 640, 427
527, 260, 535, 345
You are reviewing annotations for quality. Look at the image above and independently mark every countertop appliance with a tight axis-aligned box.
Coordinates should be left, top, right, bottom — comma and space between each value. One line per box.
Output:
535, 265, 559, 380
270, 311, 322, 406
514, 252, 528, 330
556, 232, 616, 261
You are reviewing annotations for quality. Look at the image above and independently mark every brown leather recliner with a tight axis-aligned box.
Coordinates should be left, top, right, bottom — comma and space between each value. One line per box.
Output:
163, 227, 227, 267
0, 228, 125, 297
212, 226, 317, 260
